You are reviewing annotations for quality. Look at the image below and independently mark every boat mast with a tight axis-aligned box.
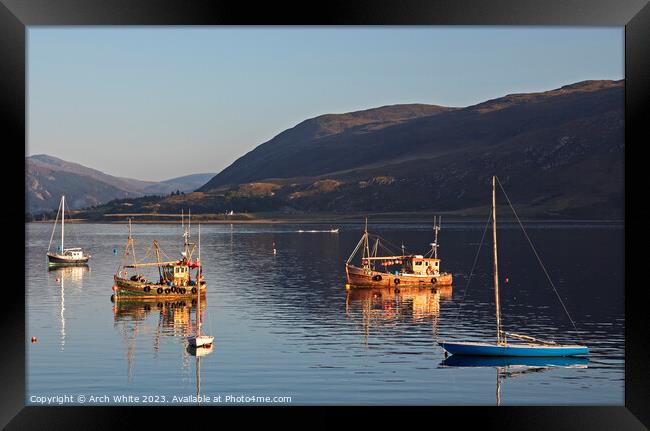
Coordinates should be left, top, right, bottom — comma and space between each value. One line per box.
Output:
61, 195, 65, 252
492, 176, 503, 345
364, 217, 370, 265
196, 223, 201, 338
433, 216, 440, 259
128, 218, 137, 266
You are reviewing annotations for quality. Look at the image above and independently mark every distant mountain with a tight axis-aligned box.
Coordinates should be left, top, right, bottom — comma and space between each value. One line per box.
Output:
152, 173, 216, 194
26, 155, 214, 213
76, 79, 624, 219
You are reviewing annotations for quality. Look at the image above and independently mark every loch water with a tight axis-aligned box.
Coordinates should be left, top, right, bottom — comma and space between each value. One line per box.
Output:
26, 221, 624, 405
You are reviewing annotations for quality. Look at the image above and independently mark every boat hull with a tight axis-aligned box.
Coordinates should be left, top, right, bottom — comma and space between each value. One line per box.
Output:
113, 275, 206, 299
188, 335, 214, 348
47, 253, 90, 265
439, 341, 589, 357
346, 264, 452, 288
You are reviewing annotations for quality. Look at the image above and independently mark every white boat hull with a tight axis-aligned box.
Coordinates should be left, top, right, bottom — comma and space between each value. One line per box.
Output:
188, 335, 214, 347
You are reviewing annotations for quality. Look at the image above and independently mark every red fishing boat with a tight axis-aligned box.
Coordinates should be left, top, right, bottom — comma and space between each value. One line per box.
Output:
345, 217, 453, 288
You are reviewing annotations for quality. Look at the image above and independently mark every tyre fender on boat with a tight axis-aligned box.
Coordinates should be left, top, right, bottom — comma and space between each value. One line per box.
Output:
372, 274, 382, 282
431, 277, 437, 284
191, 287, 197, 294
393, 278, 400, 285
157, 287, 163, 294
144, 285, 151, 292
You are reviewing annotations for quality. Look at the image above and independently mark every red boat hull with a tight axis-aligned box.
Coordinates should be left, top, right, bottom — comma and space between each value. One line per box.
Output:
346, 264, 452, 287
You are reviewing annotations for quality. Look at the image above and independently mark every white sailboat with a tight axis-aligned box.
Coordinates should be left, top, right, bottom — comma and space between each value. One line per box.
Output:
46, 195, 91, 265
188, 223, 213, 348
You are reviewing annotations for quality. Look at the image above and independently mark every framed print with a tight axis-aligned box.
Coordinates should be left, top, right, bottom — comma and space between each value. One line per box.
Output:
1, 0, 647, 429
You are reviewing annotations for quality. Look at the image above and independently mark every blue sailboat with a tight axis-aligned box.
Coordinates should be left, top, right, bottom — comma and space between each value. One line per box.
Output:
439, 176, 588, 358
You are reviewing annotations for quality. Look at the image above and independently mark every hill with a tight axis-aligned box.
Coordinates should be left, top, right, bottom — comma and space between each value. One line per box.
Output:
74, 79, 625, 220
26, 155, 214, 213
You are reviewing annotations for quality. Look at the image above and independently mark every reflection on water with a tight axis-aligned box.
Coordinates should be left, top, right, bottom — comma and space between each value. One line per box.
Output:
47, 265, 90, 351
112, 298, 207, 381
345, 286, 452, 345
187, 344, 213, 405
26, 222, 624, 405
440, 355, 589, 405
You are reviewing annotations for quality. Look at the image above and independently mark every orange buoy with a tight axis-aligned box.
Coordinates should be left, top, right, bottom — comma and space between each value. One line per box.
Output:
112, 285, 118, 292
31, 336, 37, 343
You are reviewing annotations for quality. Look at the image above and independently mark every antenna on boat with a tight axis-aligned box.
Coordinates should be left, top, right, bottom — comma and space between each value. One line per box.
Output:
432, 216, 441, 259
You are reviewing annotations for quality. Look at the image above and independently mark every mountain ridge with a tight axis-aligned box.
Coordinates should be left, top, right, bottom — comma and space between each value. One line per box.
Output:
199, 79, 623, 197
38, 79, 623, 219
26, 155, 215, 213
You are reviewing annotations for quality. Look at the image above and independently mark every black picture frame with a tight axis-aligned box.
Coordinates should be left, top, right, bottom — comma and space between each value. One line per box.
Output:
2, 0, 647, 429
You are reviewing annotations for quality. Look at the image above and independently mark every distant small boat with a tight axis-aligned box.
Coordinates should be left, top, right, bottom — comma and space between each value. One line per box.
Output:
188, 224, 213, 349
46, 195, 91, 265
297, 228, 339, 233
345, 217, 452, 287
439, 176, 588, 357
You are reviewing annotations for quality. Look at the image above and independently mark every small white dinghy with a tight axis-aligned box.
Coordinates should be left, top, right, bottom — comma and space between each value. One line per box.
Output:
187, 223, 213, 348
188, 335, 214, 348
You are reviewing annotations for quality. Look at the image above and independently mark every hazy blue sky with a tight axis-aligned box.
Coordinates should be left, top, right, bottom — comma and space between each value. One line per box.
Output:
28, 27, 624, 181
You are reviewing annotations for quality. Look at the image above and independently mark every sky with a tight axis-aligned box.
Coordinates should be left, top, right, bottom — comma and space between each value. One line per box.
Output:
27, 27, 624, 182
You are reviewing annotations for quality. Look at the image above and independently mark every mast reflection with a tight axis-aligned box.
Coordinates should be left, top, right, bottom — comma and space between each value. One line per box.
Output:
440, 355, 589, 405
345, 285, 452, 345
112, 297, 207, 381
48, 264, 90, 351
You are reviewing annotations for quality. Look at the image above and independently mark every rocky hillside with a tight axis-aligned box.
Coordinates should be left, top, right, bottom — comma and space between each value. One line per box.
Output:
74, 79, 624, 220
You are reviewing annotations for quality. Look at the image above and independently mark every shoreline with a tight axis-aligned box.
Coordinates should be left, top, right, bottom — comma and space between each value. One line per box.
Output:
27, 217, 625, 225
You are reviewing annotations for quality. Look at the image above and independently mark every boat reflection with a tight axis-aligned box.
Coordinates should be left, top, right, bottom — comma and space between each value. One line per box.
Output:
440, 355, 589, 405
47, 263, 90, 279
48, 264, 90, 351
186, 344, 213, 405
112, 298, 207, 381
345, 285, 452, 345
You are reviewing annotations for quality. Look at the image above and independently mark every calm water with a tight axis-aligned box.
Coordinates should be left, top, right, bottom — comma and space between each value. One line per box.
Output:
26, 221, 624, 405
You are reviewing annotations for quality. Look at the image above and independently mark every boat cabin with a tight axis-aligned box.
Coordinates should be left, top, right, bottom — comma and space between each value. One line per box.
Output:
63, 248, 84, 259
403, 255, 441, 276
162, 263, 191, 285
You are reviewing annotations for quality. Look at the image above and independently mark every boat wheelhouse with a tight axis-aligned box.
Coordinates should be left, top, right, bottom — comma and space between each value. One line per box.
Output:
345, 217, 453, 288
